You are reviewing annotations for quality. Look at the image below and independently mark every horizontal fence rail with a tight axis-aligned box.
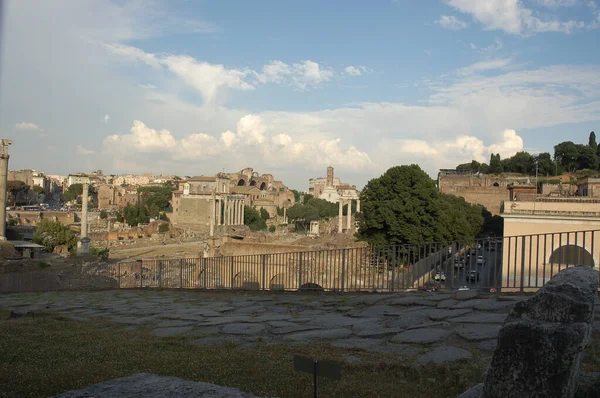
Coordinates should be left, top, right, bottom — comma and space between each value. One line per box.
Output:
2, 230, 599, 293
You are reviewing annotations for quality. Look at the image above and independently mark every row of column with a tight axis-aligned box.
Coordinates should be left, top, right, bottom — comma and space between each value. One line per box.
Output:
210, 197, 244, 236
338, 198, 360, 233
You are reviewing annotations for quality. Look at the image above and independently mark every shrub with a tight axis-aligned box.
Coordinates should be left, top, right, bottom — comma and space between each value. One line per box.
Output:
90, 247, 110, 261
99, 210, 108, 219
269, 225, 276, 233
37, 261, 50, 269
33, 219, 77, 253
158, 223, 169, 233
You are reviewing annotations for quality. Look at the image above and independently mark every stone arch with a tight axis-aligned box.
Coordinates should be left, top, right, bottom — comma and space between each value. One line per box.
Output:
299, 282, 324, 292
233, 271, 259, 290
493, 182, 500, 187
548, 245, 594, 267
249, 180, 257, 186
237, 179, 246, 186
269, 273, 287, 291
260, 182, 267, 190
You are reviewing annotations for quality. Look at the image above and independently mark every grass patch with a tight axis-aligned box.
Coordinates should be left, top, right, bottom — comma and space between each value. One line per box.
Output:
0, 314, 484, 398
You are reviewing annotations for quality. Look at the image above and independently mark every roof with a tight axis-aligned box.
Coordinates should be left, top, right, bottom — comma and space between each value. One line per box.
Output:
231, 186, 261, 194
187, 176, 216, 182
8, 241, 45, 249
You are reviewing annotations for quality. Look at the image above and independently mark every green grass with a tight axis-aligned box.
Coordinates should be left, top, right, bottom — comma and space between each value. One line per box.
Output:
0, 312, 484, 398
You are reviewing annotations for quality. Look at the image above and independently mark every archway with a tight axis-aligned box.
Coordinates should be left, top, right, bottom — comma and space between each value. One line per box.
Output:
233, 271, 259, 290
548, 245, 594, 267
493, 182, 500, 187
260, 182, 267, 190
249, 180, 257, 186
269, 274, 287, 291
300, 282, 324, 292
237, 179, 246, 186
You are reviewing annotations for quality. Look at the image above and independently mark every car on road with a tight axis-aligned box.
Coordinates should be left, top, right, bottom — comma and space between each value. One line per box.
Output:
476, 256, 486, 265
467, 270, 479, 281
434, 272, 446, 282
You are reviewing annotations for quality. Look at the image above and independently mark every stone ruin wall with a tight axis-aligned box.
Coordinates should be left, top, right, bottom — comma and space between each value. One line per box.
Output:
439, 175, 516, 215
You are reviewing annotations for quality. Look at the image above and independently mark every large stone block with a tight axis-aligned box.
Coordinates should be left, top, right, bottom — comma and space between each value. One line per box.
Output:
482, 265, 598, 398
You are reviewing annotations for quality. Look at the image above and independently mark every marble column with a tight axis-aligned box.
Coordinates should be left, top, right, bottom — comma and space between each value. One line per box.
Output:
283, 207, 287, 224
338, 200, 343, 232
209, 197, 215, 236
356, 199, 361, 213
0, 139, 11, 240
223, 198, 228, 226
239, 201, 244, 225
346, 199, 352, 231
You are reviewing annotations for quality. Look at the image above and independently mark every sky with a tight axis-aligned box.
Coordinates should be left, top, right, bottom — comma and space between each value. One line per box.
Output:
1, 0, 600, 190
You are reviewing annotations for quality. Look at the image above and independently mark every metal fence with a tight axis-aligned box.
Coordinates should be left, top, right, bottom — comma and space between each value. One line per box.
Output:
1, 229, 598, 293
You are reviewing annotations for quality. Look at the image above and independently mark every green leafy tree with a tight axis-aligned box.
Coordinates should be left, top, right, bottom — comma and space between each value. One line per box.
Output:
33, 219, 77, 252
259, 208, 270, 220
137, 186, 175, 217
287, 203, 319, 231
554, 141, 580, 172
536, 152, 555, 176
99, 210, 108, 219
488, 153, 503, 174
121, 203, 150, 226
504, 151, 534, 174
576, 144, 599, 171
244, 206, 267, 231
356, 165, 483, 246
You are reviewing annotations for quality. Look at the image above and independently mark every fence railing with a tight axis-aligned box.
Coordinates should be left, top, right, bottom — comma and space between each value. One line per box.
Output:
2, 230, 598, 293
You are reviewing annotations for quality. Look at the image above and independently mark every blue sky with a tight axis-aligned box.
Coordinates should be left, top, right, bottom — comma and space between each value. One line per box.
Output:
1, 0, 600, 190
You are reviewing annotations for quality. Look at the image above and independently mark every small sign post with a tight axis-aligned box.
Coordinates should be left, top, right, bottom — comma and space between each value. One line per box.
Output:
293, 355, 342, 398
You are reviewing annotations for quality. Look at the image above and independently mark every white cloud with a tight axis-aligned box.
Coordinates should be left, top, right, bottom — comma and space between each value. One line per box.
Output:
139, 83, 156, 89
103, 114, 110, 123
15, 122, 41, 131
456, 57, 514, 76
76, 145, 95, 155
470, 39, 503, 53
104, 43, 161, 68
256, 61, 292, 84
292, 60, 334, 89
446, 0, 586, 35
345, 66, 362, 76
103, 115, 372, 172
436, 15, 469, 30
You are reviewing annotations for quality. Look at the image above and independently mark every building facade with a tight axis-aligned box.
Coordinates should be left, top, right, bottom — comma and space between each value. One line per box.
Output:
308, 166, 359, 204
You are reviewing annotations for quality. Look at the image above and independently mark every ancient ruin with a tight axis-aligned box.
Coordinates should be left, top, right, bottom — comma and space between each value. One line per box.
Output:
0, 139, 13, 240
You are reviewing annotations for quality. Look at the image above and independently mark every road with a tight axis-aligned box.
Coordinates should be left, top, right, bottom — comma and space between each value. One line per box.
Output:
436, 243, 503, 291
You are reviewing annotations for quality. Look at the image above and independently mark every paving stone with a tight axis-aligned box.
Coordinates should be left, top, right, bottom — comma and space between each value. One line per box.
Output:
455, 324, 501, 341
331, 338, 383, 350
437, 299, 459, 309
406, 321, 449, 330
455, 290, 478, 300
199, 316, 252, 326
230, 305, 267, 314
355, 327, 405, 338
348, 305, 404, 318
472, 300, 515, 312
222, 323, 266, 336
245, 314, 292, 323
449, 312, 508, 324
267, 321, 298, 328
423, 308, 473, 321
270, 325, 323, 335
284, 328, 353, 341
151, 326, 194, 337
422, 293, 454, 302
372, 344, 421, 356
479, 339, 498, 352
337, 306, 354, 312
416, 345, 472, 364
344, 355, 361, 363
386, 297, 437, 307
386, 312, 430, 329
154, 320, 195, 328
391, 328, 453, 344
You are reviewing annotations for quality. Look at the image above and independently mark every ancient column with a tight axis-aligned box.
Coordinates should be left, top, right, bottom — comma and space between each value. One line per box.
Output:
356, 199, 360, 213
239, 201, 244, 225
346, 199, 352, 231
77, 183, 90, 255
217, 199, 222, 225
209, 197, 215, 236
0, 139, 12, 241
223, 198, 228, 226
283, 207, 287, 224
338, 199, 343, 232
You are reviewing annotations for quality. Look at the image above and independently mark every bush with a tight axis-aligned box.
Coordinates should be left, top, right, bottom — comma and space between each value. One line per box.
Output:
37, 261, 50, 269
244, 206, 267, 231
33, 219, 77, 253
158, 223, 169, 233
269, 226, 276, 233
260, 208, 270, 220
90, 247, 110, 261
99, 210, 108, 219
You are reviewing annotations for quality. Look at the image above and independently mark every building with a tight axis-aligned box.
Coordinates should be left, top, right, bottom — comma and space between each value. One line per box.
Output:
577, 178, 600, 197
308, 166, 359, 204
113, 174, 152, 186
8, 169, 35, 187
97, 184, 138, 209
170, 174, 246, 235
66, 174, 91, 187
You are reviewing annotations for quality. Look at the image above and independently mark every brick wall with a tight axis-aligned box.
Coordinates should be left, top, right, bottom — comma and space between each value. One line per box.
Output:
219, 241, 307, 256
442, 186, 509, 215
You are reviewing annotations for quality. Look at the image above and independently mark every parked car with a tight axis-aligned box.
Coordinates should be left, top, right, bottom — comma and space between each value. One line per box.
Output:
454, 260, 464, 269
434, 272, 446, 282
468, 270, 479, 281
476, 256, 485, 265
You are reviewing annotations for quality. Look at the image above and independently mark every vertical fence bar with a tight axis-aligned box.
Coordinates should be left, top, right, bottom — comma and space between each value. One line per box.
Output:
138, 259, 143, 289
341, 249, 346, 292
298, 252, 303, 290
230, 256, 235, 290
520, 236, 526, 292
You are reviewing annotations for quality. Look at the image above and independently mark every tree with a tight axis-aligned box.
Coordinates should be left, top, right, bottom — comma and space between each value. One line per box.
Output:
259, 208, 270, 221
503, 151, 534, 174
554, 141, 580, 172
576, 144, 599, 171
137, 186, 176, 217
33, 219, 77, 252
63, 183, 97, 203
99, 210, 108, 219
489, 153, 503, 174
536, 152, 555, 176
356, 165, 483, 246
589, 131, 597, 153
287, 203, 319, 231
121, 203, 150, 226
244, 206, 267, 231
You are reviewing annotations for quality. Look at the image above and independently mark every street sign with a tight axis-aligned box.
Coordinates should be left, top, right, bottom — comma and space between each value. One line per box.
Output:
294, 355, 342, 398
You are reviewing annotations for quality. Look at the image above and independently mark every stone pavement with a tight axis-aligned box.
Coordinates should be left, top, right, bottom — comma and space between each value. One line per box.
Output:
3, 289, 599, 366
